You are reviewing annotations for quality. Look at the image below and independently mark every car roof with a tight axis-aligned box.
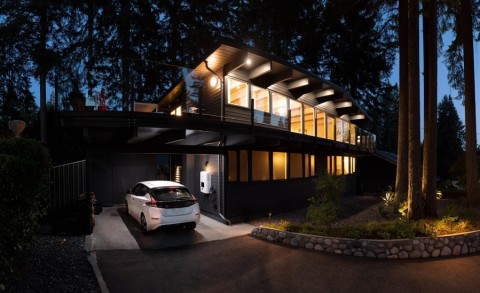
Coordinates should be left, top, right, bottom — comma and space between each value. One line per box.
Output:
138, 180, 185, 189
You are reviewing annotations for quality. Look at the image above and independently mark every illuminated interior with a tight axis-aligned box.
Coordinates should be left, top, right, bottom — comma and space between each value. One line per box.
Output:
290, 153, 303, 178
239, 150, 248, 182
290, 100, 302, 134
252, 151, 269, 181
316, 110, 326, 138
252, 86, 269, 112
227, 78, 249, 107
303, 105, 315, 136
273, 152, 287, 180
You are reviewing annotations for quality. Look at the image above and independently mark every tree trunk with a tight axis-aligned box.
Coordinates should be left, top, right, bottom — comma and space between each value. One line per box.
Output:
39, 1, 47, 145
395, 0, 409, 204
423, 0, 438, 217
407, 0, 424, 220
461, 0, 480, 205
87, 0, 94, 100
121, 0, 131, 111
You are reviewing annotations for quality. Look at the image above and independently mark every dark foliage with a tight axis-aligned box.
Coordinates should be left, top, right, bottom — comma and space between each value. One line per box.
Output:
437, 95, 465, 181
0, 138, 51, 284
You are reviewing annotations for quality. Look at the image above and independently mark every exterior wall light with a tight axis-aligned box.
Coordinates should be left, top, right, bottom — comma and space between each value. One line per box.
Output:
245, 58, 252, 65
209, 76, 218, 88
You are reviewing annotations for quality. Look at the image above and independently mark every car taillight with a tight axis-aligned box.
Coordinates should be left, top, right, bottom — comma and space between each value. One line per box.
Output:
146, 197, 157, 207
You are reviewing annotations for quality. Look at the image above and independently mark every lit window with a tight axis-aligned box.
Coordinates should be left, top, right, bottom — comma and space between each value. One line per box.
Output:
316, 110, 326, 138
336, 156, 343, 175
252, 86, 269, 112
303, 105, 315, 136
310, 154, 315, 176
350, 124, 356, 145
343, 121, 350, 143
239, 150, 249, 182
352, 157, 356, 173
327, 116, 335, 140
271, 92, 288, 128
344, 156, 350, 174
290, 100, 302, 134
336, 118, 343, 142
228, 151, 237, 181
170, 105, 182, 116
273, 152, 287, 180
252, 151, 269, 181
227, 78, 249, 108
290, 153, 303, 178
272, 92, 288, 117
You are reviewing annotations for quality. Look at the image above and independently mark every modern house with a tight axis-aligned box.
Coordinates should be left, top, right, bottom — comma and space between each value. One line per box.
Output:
57, 41, 385, 224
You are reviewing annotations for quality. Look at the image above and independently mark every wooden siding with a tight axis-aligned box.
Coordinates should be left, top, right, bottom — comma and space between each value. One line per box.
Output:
225, 104, 251, 124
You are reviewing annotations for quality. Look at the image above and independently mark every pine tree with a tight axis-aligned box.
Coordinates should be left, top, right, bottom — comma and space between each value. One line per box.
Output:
437, 95, 465, 181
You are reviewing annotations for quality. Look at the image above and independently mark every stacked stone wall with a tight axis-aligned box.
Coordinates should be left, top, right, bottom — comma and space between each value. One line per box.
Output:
250, 227, 480, 259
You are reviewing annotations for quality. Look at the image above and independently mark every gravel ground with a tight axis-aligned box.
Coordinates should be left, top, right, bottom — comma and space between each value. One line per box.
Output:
2, 235, 101, 293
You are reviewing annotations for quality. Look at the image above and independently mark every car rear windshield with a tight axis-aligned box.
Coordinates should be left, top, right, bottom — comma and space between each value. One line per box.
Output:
151, 187, 194, 202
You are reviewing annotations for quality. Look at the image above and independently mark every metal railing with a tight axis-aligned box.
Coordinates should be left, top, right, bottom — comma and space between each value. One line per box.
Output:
50, 160, 86, 217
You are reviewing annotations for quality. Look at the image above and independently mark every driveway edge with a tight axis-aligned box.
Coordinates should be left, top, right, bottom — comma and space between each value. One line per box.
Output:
85, 235, 110, 293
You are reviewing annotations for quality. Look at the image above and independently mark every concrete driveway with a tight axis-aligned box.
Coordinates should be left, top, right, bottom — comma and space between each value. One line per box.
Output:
92, 207, 255, 250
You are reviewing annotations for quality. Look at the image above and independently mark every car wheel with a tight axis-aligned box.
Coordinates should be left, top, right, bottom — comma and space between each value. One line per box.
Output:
125, 201, 129, 215
140, 214, 148, 234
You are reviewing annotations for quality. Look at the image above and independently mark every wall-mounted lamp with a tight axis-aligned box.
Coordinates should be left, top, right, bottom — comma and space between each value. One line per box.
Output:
245, 58, 252, 66
205, 160, 209, 166
209, 76, 218, 88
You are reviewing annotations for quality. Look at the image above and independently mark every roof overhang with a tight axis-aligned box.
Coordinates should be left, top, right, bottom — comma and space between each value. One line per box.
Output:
160, 40, 372, 125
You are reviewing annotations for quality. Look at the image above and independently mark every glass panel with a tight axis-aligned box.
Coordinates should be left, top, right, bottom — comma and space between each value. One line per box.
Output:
228, 151, 237, 181
310, 154, 315, 176
227, 78, 249, 108
239, 150, 249, 182
304, 154, 309, 177
273, 152, 287, 180
344, 156, 350, 175
336, 118, 343, 142
352, 157, 356, 173
271, 92, 288, 128
303, 105, 315, 136
326, 116, 335, 140
290, 100, 302, 134
343, 121, 350, 143
290, 153, 303, 178
252, 86, 269, 112
350, 124, 356, 145
252, 151, 269, 181
336, 156, 343, 175
316, 110, 326, 138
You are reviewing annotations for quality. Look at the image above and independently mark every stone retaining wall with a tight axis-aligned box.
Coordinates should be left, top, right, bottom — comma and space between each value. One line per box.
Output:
250, 227, 480, 259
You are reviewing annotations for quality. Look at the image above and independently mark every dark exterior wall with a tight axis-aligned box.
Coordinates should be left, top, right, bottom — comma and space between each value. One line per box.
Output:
225, 178, 314, 223
202, 72, 221, 119
356, 156, 396, 195
185, 153, 224, 216
90, 153, 157, 206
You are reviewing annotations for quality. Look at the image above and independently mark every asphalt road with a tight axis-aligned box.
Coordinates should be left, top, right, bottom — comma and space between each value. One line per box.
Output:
96, 235, 480, 293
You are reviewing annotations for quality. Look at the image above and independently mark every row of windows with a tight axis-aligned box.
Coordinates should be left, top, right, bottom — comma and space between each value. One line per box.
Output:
226, 77, 376, 148
327, 156, 356, 175
228, 151, 315, 182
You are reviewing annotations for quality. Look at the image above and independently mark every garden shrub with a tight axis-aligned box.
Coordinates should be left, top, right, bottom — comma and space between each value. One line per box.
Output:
307, 173, 345, 228
0, 138, 51, 284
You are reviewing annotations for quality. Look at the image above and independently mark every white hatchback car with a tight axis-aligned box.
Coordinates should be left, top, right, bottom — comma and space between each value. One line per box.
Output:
125, 181, 200, 234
